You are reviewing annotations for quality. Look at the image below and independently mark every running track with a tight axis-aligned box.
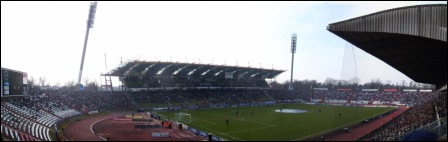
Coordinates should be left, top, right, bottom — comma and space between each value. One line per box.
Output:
63, 107, 408, 141
326, 106, 408, 141
63, 113, 121, 141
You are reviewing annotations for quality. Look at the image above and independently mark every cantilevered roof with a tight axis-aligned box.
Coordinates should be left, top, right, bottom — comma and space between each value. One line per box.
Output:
327, 4, 447, 88
106, 61, 285, 79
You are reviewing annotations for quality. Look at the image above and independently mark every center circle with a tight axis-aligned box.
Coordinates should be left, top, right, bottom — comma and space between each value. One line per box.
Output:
275, 109, 308, 113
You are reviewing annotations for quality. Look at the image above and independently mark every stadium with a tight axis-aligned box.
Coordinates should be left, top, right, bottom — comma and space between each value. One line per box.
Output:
1, 3, 447, 142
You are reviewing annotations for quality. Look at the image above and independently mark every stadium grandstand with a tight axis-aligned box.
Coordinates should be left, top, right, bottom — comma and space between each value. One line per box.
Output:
1, 3, 446, 142
327, 4, 447, 141
106, 61, 285, 91
1, 86, 445, 141
327, 4, 447, 90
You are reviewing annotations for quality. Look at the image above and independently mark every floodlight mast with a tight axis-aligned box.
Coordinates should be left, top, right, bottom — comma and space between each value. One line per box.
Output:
77, 2, 97, 86
289, 33, 297, 91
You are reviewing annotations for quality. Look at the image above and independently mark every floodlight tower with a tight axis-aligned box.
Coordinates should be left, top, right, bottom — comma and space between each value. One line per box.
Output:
77, 2, 98, 86
289, 33, 297, 91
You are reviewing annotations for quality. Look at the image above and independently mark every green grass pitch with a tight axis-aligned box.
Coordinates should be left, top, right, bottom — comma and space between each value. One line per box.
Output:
158, 104, 393, 141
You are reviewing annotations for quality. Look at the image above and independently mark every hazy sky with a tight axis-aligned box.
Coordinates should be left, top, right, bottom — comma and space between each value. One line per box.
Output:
2, 1, 445, 87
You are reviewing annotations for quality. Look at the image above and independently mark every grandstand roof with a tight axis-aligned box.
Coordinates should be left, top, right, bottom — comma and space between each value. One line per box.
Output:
327, 4, 447, 88
105, 61, 285, 79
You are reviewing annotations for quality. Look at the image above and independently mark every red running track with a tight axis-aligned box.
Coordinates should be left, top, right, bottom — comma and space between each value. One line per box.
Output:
63, 112, 205, 141
63, 113, 122, 141
326, 106, 408, 141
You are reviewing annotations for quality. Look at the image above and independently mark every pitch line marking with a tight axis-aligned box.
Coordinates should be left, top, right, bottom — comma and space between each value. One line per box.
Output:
291, 108, 394, 141
223, 125, 275, 134
199, 112, 274, 127
90, 114, 120, 141
193, 117, 217, 125
190, 123, 246, 141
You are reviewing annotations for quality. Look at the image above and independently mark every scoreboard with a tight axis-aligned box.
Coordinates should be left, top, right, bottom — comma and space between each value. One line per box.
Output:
1, 67, 28, 97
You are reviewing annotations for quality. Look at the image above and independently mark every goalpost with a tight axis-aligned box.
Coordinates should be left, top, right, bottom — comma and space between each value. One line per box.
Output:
174, 112, 191, 124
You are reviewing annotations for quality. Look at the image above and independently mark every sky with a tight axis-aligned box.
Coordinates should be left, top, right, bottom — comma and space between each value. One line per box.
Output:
2, 1, 446, 87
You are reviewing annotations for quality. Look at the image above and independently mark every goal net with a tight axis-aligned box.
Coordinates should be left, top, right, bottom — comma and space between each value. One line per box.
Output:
174, 112, 191, 124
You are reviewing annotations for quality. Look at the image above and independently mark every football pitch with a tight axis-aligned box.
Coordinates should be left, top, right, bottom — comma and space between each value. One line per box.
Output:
158, 104, 394, 141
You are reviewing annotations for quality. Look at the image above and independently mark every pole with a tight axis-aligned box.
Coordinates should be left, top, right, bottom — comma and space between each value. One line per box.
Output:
290, 33, 297, 91
77, 2, 97, 86
78, 26, 91, 85
99, 74, 102, 91
104, 54, 107, 70
290, 50, 294, 89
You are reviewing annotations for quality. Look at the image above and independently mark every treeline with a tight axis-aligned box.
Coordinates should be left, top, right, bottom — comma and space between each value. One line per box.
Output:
268, 77, 436, 90
27, 77, 99, 91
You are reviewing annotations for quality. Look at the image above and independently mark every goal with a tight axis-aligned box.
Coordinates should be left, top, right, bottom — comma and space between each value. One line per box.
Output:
174, 112, 191, 124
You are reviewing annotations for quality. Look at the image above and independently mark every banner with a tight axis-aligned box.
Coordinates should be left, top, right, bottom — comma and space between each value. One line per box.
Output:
199, 131, 207, 137
384, 88, 398, 92
152, 132, 169, 138
313, 88, 328, 91
362, 89, 378, 92
419, 89, 432, 92
88, 110, 98, 114
336, 88, 352, 91
403, 89, 417, 92
212, 135, 220, 141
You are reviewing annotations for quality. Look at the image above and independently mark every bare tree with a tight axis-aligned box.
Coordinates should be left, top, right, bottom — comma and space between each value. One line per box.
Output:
373, 78, 383, 88
374, 78, 382, 85
324, 78, 338, 87
83, 77, 90, 87
28, 77, 37, 91
87, 80, 99, 91
339, 80, 350, 86
55, 81, 61, 88
39, 77, 46, 87
349, 77, 360, 85
64, 80, 76, 91
28, 77, 35, 86
385, 80, 391, 85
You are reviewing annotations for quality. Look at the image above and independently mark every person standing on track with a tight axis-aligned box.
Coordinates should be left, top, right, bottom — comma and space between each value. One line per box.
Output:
106, 132, 111, 141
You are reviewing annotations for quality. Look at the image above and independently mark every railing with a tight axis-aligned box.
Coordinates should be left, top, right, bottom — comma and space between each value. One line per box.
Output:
389, 117, 446, 141
361, 117, 447, 141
